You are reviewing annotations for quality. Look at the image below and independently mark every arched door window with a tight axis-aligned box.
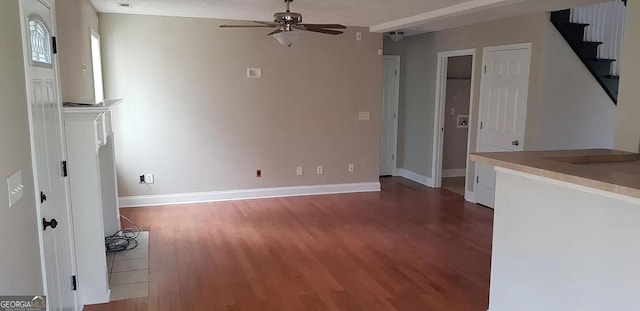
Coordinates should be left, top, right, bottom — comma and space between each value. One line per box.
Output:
28, 15, 52, 67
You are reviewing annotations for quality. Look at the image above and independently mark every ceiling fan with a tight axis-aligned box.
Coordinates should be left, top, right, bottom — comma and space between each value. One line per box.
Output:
219, 0, 347, 47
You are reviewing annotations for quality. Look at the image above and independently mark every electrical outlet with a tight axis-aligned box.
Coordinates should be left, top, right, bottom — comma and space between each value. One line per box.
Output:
256, 169, 262, 178
296, 166, 303, 176
348, 164, 355, 173
139, 175, 145, 184
144, 174, 154, 184
356, 32, 362, 41
316, 166, 323, 175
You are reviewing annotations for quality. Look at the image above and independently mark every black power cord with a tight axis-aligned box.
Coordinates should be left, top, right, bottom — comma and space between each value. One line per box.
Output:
105, 215, 141, 253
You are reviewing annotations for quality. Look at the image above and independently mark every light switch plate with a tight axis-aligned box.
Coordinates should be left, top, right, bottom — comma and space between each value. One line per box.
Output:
358, 112, 371, 121
6, 169, 24, 208
247, 68, 262, 79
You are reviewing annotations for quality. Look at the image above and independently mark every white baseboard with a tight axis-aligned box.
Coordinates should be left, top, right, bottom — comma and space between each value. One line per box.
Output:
395, 168, 435, 188
119, 182, 381, 208
443, 168, 466, 178
464, 190, 477, 203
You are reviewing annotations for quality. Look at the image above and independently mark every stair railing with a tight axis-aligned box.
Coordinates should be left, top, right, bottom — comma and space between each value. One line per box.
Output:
570, 0, 627, 76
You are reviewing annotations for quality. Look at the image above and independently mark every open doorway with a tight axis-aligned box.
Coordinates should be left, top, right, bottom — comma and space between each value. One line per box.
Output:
432, 49, 475, 198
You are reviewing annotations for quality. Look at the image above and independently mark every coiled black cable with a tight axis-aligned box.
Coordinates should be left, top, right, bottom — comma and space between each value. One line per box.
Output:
105, 215, 140, 253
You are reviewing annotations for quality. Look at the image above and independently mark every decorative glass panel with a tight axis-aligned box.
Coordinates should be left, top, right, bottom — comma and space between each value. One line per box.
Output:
28, 17, 52, 66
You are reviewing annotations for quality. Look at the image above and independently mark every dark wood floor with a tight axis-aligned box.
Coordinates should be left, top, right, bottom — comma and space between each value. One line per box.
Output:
87, 177, 493, 311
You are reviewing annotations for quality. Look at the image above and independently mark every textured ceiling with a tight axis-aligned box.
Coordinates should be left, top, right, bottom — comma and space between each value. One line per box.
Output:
89, 0, 474, 27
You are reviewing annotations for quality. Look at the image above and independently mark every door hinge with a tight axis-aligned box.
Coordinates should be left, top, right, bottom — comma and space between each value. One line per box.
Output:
395, 69, 398, 76
476, 176, 479, 183
61, 161, 68, 177
393, 112, 397, 119
392, 154, 395, 161
51, 36, 57, 54
480, 121, 483, 130
483, 65, 487, 74
71, 275, 77, 291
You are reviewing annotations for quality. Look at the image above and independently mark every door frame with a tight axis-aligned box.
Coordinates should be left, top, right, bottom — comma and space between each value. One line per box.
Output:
431, 48, 476, 197
474, 42, 532, 206
381, 55, 400, 176
18, 0, 80, 308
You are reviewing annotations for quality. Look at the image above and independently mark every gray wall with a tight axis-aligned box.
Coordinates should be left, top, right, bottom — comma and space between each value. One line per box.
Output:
615, 0, 640, 152
385, 11, 617, 190
100, 14, 383, 197
384, 12, 548, 184
56, 0, 99, 103
0, 0, 44, 295
443, 56, 472, 171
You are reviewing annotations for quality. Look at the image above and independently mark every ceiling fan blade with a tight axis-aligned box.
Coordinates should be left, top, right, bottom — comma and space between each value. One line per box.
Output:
219, 25, 276, 28
253, 21, 278, 26
301, 24, 346, 29
302, 27, 343, 35
267, 28, 283, 36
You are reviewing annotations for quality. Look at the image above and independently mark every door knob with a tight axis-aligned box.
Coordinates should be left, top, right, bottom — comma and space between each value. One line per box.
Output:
43, 218, 58, 231
512, 140, 520, 146
40, 191, 47, 203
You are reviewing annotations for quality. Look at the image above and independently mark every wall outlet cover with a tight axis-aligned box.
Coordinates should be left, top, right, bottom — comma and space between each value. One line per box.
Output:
296, 166, 303, 176
144, 174, 155, 184
358, 112, 371, 121
348, 164, 355, 173
316, 166, 323, 175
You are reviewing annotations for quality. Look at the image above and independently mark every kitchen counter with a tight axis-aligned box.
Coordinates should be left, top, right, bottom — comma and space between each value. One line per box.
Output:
470, 149, 640, 311
470, 149, 640, 199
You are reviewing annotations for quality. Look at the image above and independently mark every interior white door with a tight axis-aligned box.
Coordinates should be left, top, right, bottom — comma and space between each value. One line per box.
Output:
21, 0, 78, 309
380, 56, 400, 176
476, 45, 531, 208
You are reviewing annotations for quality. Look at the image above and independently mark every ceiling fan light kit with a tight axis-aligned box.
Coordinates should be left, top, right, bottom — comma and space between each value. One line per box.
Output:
219, 0, 346, 47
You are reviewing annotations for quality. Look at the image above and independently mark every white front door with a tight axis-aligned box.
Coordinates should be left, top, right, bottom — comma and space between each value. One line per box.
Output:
380, 56, 400, 176
21, 0, 78, 309
476, 44, 531, 208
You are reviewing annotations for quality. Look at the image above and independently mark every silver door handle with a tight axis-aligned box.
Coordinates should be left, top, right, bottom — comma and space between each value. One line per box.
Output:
512, 140, 520, 146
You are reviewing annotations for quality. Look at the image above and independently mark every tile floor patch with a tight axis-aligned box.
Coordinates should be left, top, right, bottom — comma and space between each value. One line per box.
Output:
111, 258, 149, 273
106, 231, 150, 301
109, 282, 149, 301
109, 269, 149, 286
114, 248, 149, 261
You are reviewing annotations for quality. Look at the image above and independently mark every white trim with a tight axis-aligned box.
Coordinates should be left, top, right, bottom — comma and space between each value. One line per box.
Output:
370, 0, 517, 33
432, 48, 476, 197
119, 182, 381, 207
442, 168, 467, 178
381, 55, 401, 177
464, 190, 477, 203
395, 168, 435, 188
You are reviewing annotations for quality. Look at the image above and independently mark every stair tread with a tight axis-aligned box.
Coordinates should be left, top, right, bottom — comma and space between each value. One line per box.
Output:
593, 58, 616, 62
566, 22, 590, 27
581, 41, 604, 45
607, 75, 620, 79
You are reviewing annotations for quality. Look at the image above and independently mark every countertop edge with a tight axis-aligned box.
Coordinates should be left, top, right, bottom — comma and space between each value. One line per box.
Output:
470, 153, 640, 200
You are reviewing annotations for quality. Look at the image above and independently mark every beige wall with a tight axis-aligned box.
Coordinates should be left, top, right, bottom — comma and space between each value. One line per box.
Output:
56, 0, 99, 103
531, 19, 616, 150
100, 14, 382, 196
0, 0, 44, 295
615, 0, 640, 152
